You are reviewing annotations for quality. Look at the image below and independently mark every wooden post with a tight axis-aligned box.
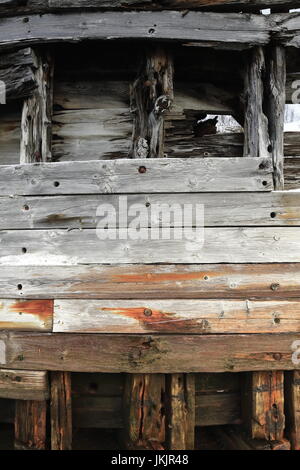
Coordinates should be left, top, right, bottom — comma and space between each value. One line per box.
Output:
243, 46, 270, 159
242, 371, 285, 441
15, 400, 47, 450
20, 48, 54, 163
285, 371, 300, 450
50, 372, 72, 450
265, 46, 286, 190
123, 374, 165, 449
131, 46, 173, 158
166, 374, 195, 450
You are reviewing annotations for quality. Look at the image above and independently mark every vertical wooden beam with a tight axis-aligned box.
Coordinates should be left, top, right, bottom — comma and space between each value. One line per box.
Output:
15, 400, 47, 450
285, 371, 300, 450
50, 371, 72, 450
166, 374, 195, 450
242, 371, 285, 441
265, 46, 286, 190
243, 46, 270, 159
123, 374, 165, 449
131, 46, 174, 158
20, 48, 54, 163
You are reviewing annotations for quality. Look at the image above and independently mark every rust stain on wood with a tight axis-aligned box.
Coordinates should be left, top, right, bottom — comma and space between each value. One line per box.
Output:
110, 270, 218, 283
100, 306, 202, 332
8, 300, 53, 321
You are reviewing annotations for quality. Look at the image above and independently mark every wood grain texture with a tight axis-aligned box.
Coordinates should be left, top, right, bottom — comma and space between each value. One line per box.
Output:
212, 426, 291, 450
0, 369, 49, 400
2, 191, 300, 230
242, 371, 285, 441
51, 371, 72, 450
0, 299, 53, 331
285, 370, 300, 450
1, 263, 300, 300
0, 332, 299, 373
0, 227, 300, 265
0, 48, 37, 102
15, 400, 47, 450
0, 158, 273, 195
0, 12, 270, 50
166, 374, 195, 450
123, 374, 165, 449
53, 299, 300, 334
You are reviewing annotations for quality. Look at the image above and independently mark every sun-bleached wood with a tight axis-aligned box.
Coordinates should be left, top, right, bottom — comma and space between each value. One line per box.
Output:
0, 299, 53, 331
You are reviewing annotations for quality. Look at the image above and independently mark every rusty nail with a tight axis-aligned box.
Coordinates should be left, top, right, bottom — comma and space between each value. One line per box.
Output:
144, 308, 152, 317
138, 166, 147, 174
273, 353, 282, 361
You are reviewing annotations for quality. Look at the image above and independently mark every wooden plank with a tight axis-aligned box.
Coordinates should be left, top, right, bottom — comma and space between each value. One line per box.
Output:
1, 263, 300, 300
20, 49, 54, 163
212, 426, 291, 450
54, 299, 300, 334
166, 374, 195, 450
72, 373, 124, 397
243, 47, 270, 159
285, 370, 300, 450
0, 157, 273, 195
0, 299, 53, 331
132, 47, 173, 158
0, 48, 37, 102
1, 227, 300, 265
123, 374, 165, 449
265, 46, 286, 190
0, 12, 270, 50
15, 400, 47, 450
242, 371, 285, 441
1, 332, 300, 373
51, 372, 72, 450
274, 13, 300, 48
2, 191, 300, 230
0, 369, 49, 400
0, 104, 21, 165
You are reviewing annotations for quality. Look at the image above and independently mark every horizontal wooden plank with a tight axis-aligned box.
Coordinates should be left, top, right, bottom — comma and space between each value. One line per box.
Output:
0, 191, 299, 230
0, 227, 299, 264
0, 332, 299, 372
0, 369, 49, 400
274, 13, 300, 47
1, 263, 299, 299
0, 48, 37, 102
0, 12, 269, 50
0, 158, 273, 195
0, 299, 53, 331
0, 0, 297, 16
196, 393, 241, 426
53, 299, 300, 334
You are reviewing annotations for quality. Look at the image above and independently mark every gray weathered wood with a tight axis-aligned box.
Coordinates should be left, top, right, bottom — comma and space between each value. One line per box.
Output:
0, 158, 273, 195
0, 332, 299, 372
132, 47, 173, 158
274, 13, 300, 48
266, 46, 286, 190
53, 299, 300, 334
0, 48, 37, 102
0, 227, 298, 265
243, 47, 271, 159
20, 49, 54, 163
0, 369, 49, 400
0, 191, 299, 230
0, 12, 270, 50
0, 263, 299, 299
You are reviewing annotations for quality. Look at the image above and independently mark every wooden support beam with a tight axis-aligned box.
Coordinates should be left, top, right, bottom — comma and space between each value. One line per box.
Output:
285, 371, 300, 450
15, 400, 47, 450
20, 49, 53, 163
0, 369, 49, 400
50, 371, 72, 450
166, 374, 195, 450
242, 371, 285, 441
243, 47, 271, 159
123, 374, 165, 449
1, 332, 300, 373
131, 47, 173, 158
265, 46, 286, 190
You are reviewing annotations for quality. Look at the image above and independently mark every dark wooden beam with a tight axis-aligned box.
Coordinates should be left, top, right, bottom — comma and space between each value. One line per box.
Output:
285, 371, 300, 450
50, 371, 72, 450
0, 332, 300, 373
15, 400, 47, 450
